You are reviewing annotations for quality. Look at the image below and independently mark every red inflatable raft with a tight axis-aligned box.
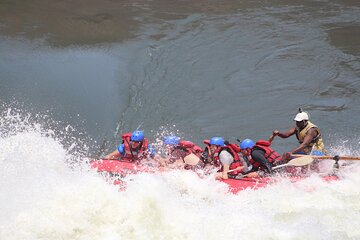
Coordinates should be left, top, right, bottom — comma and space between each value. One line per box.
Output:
90, 159, 338, 193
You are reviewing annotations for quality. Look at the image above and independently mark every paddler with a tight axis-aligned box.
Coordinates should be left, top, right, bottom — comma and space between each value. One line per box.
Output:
201, 137, 248, 179
104, 130, 155, 163
239, 138, 283, 178
270, 109, 325, 159
155, 135, 202, 169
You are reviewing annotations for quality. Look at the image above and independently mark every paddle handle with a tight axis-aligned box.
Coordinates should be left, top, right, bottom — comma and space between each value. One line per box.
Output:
292, 154, 360, 161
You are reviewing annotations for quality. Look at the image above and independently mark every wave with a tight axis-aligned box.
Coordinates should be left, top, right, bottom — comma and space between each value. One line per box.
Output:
1, 106, 360, 239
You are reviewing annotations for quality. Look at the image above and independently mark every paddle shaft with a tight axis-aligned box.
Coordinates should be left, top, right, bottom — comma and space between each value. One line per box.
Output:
272, 163, 289, 170
292, 154, 360, 161
229, 155, 314, 173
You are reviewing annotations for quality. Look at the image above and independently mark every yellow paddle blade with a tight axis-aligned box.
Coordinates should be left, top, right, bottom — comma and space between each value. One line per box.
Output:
288, 155, 314, 167
273, 155, 314, 170
183, 153, 200, 166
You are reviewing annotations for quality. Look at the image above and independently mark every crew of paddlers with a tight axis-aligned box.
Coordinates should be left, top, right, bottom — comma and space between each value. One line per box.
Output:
104, 109, 325, 179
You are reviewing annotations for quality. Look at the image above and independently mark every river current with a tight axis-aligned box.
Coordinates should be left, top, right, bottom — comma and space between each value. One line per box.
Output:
1, 1, 360, 239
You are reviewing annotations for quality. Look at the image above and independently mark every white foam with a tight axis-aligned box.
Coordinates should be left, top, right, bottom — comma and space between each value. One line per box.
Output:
1, 109, 360, 240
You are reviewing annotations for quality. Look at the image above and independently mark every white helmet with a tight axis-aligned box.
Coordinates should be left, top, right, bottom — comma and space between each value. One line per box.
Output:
294, 112, 309, 121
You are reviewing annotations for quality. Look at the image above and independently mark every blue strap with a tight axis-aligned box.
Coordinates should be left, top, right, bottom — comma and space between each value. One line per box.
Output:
117, 144, 125, 154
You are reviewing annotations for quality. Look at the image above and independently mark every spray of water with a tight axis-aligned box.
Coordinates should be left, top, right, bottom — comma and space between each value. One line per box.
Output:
1, 106, 360, 240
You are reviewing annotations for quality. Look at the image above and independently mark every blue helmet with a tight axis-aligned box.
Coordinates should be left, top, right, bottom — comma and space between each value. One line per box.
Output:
240, 139, 255, 149
131, 130, 144, 141
163, 136, 180, 145
209, 137, 225, 146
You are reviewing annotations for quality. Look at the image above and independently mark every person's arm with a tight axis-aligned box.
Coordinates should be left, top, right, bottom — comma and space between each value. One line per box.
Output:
232, 155, 249, 173
290, 128, 318, 154
222, 164, 230, 179
104, 144, 125, 159
251, 149, 272, 173
272, 127, 296, 139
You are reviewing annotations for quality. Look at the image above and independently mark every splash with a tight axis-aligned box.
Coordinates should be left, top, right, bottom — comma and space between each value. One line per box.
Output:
1, 106, 360, 240
0, 105, 90, 222
148, 124, 186, 157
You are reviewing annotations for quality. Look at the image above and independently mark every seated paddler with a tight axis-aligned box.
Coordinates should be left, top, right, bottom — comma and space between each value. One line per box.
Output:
155, 135, 202, 169
239, 138, 283, 178
201, 137, 248, 179
104, 130, 155, 163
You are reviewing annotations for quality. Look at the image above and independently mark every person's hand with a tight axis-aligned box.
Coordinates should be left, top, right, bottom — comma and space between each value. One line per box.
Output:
245, 172, 258, 178
282, 152, 292, 160
269, 130, 279, 143
232, 166, 244, 172
184, 164, 192, 170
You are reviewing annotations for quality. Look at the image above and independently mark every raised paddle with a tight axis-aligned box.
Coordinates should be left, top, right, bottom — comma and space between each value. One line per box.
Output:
183, 153, 200, 166
272, 155, 314, 170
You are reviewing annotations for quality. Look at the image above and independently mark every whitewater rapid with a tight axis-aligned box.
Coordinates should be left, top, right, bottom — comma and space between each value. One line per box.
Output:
1, 109, 360, 240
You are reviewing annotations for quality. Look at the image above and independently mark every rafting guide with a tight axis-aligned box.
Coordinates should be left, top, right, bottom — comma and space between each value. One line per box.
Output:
271, 108, 325, 158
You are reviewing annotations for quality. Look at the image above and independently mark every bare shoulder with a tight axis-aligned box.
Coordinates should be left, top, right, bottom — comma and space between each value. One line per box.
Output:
307, 127, 318, 137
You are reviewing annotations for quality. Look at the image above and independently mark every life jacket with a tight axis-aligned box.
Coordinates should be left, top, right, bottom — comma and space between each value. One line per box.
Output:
121, 132, 149, 162
169, 140, 203, 163
202, 140, 241, 170
177, 140, 203, 157
295, 121, 325, 154
250, 140, 281, 169
225, 143, 245, 176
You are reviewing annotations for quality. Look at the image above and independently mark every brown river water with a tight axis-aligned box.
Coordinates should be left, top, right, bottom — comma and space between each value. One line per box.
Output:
1, 0, 359, 154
